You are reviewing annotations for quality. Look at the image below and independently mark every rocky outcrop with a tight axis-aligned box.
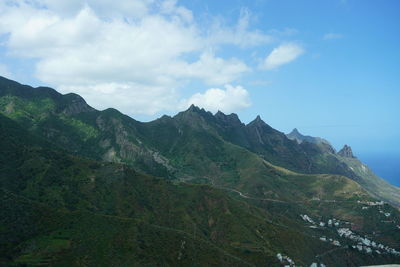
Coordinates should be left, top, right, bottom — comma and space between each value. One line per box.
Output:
286, 128, 336, 154
62, 94, 95, 115
214, 111, 242, 126
338, 145, 355, 158
249, 115, 268, 128
286, 128, 305, 144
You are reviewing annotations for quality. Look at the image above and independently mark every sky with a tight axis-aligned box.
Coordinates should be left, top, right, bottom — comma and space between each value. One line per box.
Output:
0, 0, 399, 160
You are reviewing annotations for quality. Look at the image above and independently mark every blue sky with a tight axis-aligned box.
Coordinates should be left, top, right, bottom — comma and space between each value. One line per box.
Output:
0, 0, 399, 158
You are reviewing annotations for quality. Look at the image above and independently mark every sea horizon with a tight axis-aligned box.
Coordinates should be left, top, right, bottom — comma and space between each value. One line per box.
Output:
359, 152, 400, 187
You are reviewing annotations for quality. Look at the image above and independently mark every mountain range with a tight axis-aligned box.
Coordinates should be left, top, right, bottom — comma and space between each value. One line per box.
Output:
1, 76, 399, 266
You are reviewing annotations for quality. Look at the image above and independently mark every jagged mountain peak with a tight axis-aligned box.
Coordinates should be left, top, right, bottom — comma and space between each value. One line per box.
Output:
215, 110, 223, 115
287, 128, 330, 145
290, 128, 301, 134
248, 115, 268, 127
187, 103, 200, 112
338, 144, 355, 158
214, 110, 242, 125
286, 128, 336, 154
174, 104, 215, 125
184, 104, 213, 116
287, 128, 304, 140
2, 76, 400, 266
287, 128, 307, 143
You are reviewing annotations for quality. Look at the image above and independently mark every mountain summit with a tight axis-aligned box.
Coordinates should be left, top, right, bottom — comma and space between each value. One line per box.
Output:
286, 128, 336, 154
1, 76, 400, 266
214, 110, 242, 126
249, 115, 268, 127
287, 128, 306, 144
338, 144, 355, 158
287, 128, 331, 146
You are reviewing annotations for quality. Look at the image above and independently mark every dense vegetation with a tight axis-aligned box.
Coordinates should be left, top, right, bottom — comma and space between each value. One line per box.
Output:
1, 76, 400, 266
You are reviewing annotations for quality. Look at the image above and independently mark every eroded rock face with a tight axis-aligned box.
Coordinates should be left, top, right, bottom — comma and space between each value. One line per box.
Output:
286, 128, 303, 144
338, 145, 355, 158
63, 94, 95, 115
96, 114, 175, 175
214, 111, 242, 127
286, 128, 336, 154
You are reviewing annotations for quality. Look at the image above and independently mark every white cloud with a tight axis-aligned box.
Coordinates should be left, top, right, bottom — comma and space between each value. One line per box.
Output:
18, 0, 155, 19
206, 8, 273, 48
261, 43, 304, 70
59, 82, 179, 115
323, 33, 343, 40
0, 64, 13, 79
160, 0, 193, 23
182, 84, 251, 113
0, 1, 280, 115
0, 1, 261, 115
171, 52, 250, 85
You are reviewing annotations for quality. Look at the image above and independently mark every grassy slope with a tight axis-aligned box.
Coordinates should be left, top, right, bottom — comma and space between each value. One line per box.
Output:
1, 190, 261, 267
1, 76, 398, 210
0, 76, 360, 181
0, 114, 331, 266
2, 114, 399, 266
336, 155, 400, 207
1, 77, 400, 265
0, 76, 173, 179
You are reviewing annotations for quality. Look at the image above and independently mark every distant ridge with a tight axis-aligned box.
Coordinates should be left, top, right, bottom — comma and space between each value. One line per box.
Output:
287, 127, 332, 146
286, 128, 336, 154
0, 75, 399, 207
1, 75, 400, 266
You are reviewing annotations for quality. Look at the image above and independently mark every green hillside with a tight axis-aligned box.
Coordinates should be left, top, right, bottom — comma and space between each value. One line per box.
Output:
0, 76, 357, 180
1, 76, 400, 266
285, 127, 400, 207
336, 155, 400, 207
0, 114, 327, 266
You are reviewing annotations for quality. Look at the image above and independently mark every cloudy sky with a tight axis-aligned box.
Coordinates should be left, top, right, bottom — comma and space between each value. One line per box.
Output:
0, 0, 399, 156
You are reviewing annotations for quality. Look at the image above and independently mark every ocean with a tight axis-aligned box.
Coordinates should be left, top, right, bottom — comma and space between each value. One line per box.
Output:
359, 153, 400, 187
